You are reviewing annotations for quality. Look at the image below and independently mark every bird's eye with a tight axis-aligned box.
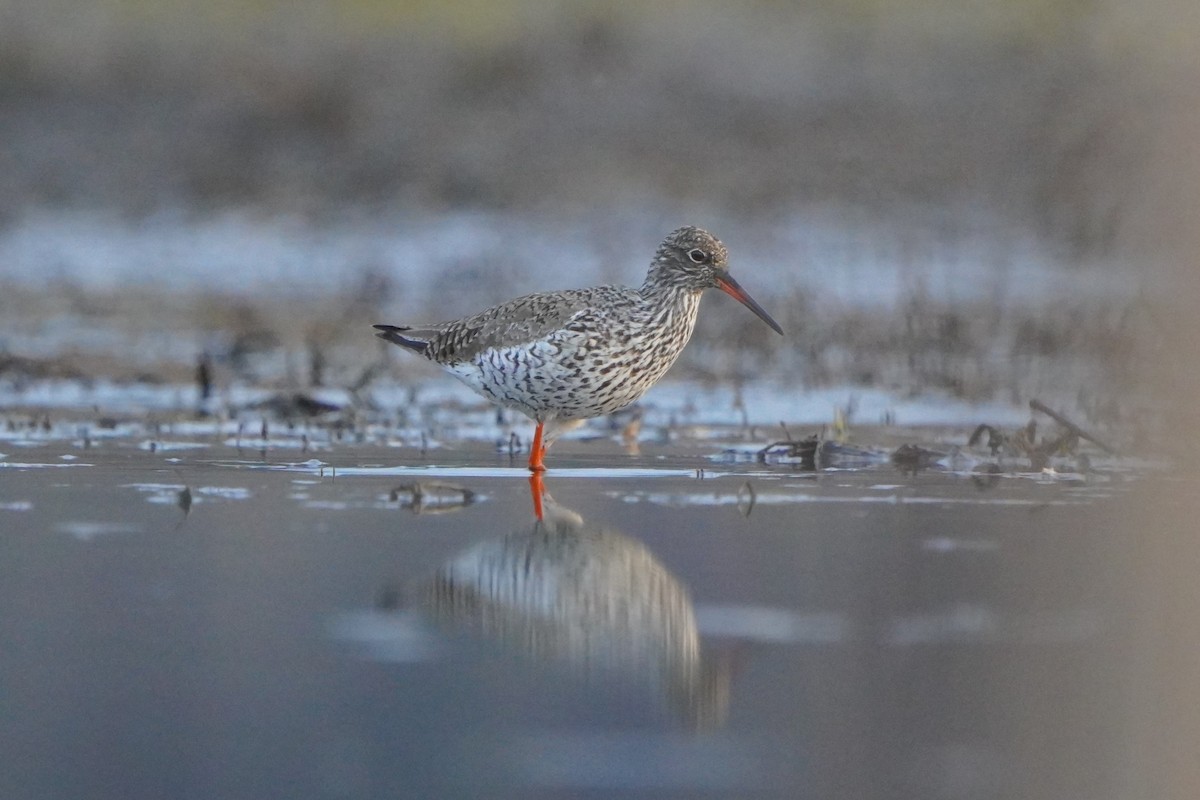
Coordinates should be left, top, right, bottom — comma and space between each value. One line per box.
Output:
686, 248, 708, 264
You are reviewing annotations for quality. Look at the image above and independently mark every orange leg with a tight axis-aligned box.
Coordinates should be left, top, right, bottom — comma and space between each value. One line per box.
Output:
528, 471, 546, 520
527, 420, 547, 472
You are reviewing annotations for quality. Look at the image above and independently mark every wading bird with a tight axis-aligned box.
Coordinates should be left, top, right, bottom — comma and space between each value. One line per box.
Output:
375, 226, 783, 472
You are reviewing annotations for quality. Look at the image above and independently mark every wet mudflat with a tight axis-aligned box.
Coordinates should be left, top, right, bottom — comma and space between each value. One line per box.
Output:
0, 440, 1189, 800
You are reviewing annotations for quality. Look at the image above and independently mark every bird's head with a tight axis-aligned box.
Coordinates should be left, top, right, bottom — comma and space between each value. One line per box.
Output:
651, 226, 783, 336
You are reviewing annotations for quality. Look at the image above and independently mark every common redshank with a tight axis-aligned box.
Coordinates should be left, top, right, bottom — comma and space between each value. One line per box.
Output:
374, 226, 783, 471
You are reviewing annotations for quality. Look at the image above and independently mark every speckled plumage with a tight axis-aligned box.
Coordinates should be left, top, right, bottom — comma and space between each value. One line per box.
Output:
375, 226, 782, 470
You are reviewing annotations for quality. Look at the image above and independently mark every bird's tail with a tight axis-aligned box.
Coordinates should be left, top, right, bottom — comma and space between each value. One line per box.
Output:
373, 324, 431, 355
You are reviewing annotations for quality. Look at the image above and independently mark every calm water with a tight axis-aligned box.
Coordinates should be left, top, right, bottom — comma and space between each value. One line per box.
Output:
0, 447, 1192, 799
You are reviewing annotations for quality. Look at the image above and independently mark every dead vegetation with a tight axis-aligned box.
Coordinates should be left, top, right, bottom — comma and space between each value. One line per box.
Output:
0, 270, 1156, 444
0, 2, 1187, 452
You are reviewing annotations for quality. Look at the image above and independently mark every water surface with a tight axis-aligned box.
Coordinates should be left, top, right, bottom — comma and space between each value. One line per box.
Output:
0, 447, 1187, 799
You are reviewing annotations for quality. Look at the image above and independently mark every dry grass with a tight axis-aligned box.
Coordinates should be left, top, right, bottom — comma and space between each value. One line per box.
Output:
0, 0, 1194, 446
0, 274, 1155, 434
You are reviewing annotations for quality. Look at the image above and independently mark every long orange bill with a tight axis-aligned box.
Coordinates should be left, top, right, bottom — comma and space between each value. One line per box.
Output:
716, 274, 784, 335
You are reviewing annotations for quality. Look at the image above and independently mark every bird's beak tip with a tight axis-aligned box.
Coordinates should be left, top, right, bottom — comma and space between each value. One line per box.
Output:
716, 274, 784, 336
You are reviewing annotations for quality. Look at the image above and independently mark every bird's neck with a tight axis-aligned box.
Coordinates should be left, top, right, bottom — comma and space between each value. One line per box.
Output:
641, 265, 694, 299
639, 270, 703, 331
640, 257, 694, 295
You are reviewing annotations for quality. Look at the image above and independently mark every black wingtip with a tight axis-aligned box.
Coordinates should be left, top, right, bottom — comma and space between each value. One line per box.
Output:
373, 323, 398, 342
373, 324, 428, 354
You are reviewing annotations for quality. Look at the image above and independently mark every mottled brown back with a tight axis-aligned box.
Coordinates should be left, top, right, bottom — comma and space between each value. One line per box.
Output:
400, 285, 640, 364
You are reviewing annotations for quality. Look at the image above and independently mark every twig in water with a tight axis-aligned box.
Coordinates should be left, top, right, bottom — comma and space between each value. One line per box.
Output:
1029, 399, 1117, 455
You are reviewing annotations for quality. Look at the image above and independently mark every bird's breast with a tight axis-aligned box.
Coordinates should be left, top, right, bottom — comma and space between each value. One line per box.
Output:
441, 292, 702, 420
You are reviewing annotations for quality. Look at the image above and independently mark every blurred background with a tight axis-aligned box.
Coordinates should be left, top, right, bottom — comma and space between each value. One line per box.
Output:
0, 0, 1197, 440
3, 5, 1200, 798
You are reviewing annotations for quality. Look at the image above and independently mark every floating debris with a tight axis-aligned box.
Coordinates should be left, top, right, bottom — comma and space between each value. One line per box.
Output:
753, 425, 895, 471
388, 481, 476, 514
818, 441, 892, 469
1029, 399, 1118, 455
891, 443, 946, 474
967, 423, 1011, 456
967, 398, 1112, 472
757, 429, 819, 469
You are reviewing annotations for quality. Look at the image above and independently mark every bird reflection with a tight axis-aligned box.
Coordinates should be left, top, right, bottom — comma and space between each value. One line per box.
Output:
420, 492, 733, 731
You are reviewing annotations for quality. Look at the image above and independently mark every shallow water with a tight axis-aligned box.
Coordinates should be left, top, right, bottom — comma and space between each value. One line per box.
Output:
0, 444, 1190, 799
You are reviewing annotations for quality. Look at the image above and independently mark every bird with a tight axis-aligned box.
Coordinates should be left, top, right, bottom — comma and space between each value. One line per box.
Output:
374, 226, 783, 472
